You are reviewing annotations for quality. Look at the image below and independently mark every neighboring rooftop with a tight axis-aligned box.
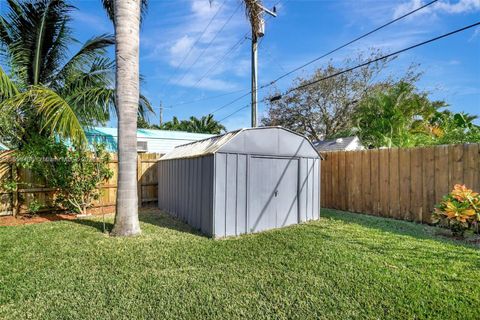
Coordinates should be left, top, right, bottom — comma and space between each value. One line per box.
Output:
313, 136, 364, 152
85, 127, 214, 154
0, 142, 9, 151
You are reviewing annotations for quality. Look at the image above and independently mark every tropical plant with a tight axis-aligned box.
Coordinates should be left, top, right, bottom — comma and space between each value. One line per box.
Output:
432, 184, 480, 237
262, 52, 398, 141
159, 114, 226, 134
0, 0, 152, 149
16, 136, 113, 215
0, 0, 115, 146
354, 81, 447, 148
427, 111, 480, 145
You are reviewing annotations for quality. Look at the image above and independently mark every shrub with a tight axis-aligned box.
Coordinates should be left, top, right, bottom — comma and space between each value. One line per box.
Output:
16, 137, 113, 215
432, 184, 480, 237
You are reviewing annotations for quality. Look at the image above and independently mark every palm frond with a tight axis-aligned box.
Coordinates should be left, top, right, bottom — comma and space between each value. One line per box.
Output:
55, 34, 114, 83
101, 0, 148, 25
139, 94, 154, 119
243, 0, 263, 36
0, 66, 19, 100
0, 86, 86, 145
2, 0, 75, 85
67, 87, 115, 125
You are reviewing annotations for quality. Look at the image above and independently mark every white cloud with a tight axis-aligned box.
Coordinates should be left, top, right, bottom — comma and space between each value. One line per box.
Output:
393, 0, 480, 19
142, 0, 250, 92
169, 35, 195, 66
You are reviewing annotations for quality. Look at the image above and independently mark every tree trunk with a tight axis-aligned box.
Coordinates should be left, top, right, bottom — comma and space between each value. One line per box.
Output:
111, 0, 141, 236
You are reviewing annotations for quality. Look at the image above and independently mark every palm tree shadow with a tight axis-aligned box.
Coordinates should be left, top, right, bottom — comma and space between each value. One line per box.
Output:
139, 208, 206, 237
70, 208, 205, 236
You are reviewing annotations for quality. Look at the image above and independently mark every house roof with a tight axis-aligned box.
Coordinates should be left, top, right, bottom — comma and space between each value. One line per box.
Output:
313, 136, 360, 151
0, 142, 9, 151
85, 127, 213, 141
161, 126, 321, 160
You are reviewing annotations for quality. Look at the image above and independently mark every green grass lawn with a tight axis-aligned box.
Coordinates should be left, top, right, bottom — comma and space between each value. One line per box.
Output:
1, 208, 479, 319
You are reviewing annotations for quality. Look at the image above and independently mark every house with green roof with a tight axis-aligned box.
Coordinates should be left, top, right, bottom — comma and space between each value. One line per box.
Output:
85, 127, 214, 154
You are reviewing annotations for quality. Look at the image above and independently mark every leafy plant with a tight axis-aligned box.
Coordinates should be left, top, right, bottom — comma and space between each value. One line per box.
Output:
27, 199, 41, 215
0, 0, 152, 148
17, 137, 113, 215
432, 184, 480, 237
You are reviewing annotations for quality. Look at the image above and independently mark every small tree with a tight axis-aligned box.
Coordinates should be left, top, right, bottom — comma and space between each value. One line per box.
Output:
262, 51, 397, 140
17, 137, 113, 215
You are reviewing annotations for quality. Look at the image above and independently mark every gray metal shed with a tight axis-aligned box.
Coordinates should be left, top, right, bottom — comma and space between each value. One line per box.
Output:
157, 127, 321, 238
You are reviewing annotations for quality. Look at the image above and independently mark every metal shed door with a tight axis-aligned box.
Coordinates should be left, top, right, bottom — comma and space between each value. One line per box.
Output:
248, 157, 298, 233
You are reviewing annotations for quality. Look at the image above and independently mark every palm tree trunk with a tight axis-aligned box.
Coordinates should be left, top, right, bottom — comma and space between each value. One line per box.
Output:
111, 0, 141, 236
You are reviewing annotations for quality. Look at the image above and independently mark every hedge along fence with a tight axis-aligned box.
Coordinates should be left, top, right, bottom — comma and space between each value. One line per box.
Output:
0, 152, 162, 216
320, 143, 480, 223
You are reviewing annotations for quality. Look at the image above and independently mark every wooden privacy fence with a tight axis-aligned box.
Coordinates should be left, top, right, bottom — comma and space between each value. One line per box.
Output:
320, 143, 480, 223
0, 152, 162, 216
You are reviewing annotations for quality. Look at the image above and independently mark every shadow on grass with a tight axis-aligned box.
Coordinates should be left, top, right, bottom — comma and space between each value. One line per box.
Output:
321, 208, 479, 249
69, 208, 205, 237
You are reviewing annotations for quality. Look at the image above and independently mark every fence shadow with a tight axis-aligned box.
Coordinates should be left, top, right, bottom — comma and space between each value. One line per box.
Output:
321, 208, 479, 249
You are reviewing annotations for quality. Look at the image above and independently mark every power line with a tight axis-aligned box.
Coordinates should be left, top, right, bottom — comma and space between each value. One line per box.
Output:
270, 21, 480, 100
160, 0, 227, 91
211, 91, 251, 114
168, 0, 285, 110
185, 33, 249, 95
219, 104, 250, 122
208, 0, 439, 115
222, 21, 480, 122
262, 0, 440, 88
169, 88, 248, 107
174, 2, 242, 85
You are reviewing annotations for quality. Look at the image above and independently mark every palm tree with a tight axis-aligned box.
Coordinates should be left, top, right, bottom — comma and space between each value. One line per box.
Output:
100, 0, 255, 236
102, 0, 147, 236
188, 114, 226, 134
0, 0, 117, 146
158, 114, 225, 134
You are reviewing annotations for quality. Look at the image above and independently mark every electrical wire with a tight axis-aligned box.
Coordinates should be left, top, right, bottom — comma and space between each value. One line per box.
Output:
185, 34, 249, 94
208, 0, 439, 115
169, 88, 248, 107
160, 0, 227, 90
261, 0, 440, 88
221, 21, 480, 121
169, 0, 284, 109
219, 104, 250, 122
271, 21, 480, 100
174, 2, 243, 85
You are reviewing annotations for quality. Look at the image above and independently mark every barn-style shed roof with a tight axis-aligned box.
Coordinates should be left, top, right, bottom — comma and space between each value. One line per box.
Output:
161, 127, 321, 160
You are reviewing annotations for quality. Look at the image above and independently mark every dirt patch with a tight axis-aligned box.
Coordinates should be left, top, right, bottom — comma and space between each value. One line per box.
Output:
0, 213, 78, 227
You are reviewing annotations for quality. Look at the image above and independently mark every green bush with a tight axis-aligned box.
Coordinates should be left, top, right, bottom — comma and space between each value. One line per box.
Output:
16, 137, 113, 215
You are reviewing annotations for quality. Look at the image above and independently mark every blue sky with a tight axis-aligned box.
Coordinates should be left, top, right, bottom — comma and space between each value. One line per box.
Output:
26, 1, 480, 129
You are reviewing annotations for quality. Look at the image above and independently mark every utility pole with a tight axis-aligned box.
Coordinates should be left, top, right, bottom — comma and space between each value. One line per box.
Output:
159, 102, 164, 127
251, 32, 258, 127
250, 2, 276, 127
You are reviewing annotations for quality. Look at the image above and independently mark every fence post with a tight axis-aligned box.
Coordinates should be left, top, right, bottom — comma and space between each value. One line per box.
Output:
137, 154, 142, 207
11, 161, 18, 217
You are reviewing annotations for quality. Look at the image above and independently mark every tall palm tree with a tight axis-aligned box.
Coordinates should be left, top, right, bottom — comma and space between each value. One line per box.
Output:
0, 0, 117, 146
100, 0, 255, 236
102, 0, 147, 236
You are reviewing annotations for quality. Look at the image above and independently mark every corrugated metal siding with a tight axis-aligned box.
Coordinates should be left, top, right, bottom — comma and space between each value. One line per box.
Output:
213, 153, 249, 237
158, 127, 321, 238
157, 155, 214, 236
213, 154, 320, 238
